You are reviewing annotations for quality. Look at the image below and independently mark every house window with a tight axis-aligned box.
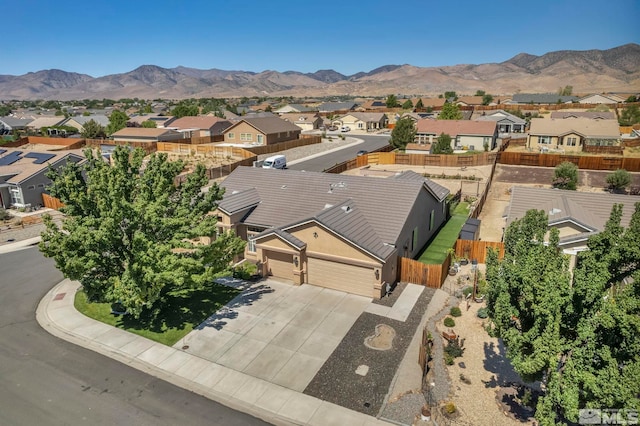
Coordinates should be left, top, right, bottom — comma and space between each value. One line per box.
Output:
539, 136, 551, 144
228, 132, 235, 139
240, 133, 252, 141
412, 227, 418, 251
257, 134, 264, 144
246, 226, 262, 253
358, 122, 364, 129
9, 187, 23, 206
566, 137, 577, 146
37, 183, 45, 188
429, 210, 435, 231
27, 185, 36, 190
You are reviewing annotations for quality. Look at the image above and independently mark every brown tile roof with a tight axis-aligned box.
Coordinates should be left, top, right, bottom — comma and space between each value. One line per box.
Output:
415, 119, 497, 136
220, 167, 447, 255
412, 98, 446, 108
233, 117, 302, 135
279, 113, 322, 124
528, 118, 620, 138
167, 116, 231, 130
456, 96, 484, 105
549, 111, 616, 120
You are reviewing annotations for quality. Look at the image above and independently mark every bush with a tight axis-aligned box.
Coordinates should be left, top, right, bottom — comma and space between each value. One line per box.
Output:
0, 207, 12, 221
553, 161, 578, 190
444, 338, 464, 358
232, 262, 258, 280
606, 169, 631, 191
450, 307, 462, 317
444, 353, 454, 365
443, 317, 455, 327
444, 402, 457, 414
477, 307, 489, 319
462, 286, 473, 298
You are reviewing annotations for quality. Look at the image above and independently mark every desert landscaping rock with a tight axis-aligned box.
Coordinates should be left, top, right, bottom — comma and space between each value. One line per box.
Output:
364, 324, 396, 351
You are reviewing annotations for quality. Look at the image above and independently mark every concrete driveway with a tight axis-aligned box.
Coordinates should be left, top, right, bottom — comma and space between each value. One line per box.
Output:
176, 279, 372, 392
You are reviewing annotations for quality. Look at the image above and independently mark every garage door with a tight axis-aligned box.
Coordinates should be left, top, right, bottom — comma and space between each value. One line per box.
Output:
306, 257, 372, 297
265, 251, 294, 281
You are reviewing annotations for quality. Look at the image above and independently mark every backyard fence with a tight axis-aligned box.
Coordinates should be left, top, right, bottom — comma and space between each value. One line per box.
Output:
397, 255, 451, 289
243, 136, 321, 155
42, 193, 64, 210
454, 239, 504, 263
497, 151, 640, 171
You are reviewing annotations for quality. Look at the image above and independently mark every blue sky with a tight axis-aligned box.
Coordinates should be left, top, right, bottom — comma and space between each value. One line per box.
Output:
3, 0, 638, 77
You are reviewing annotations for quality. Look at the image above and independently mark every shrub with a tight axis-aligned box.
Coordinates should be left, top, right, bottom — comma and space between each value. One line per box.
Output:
233, 262, 258, 280
444, 338, 464, 358
477, 307, 489, 319
606, 169, 631, 191
444, 353, 454, 365
0, 207, 11, 221
444, 402, 457, 414
450, 307, 462, 317
553, 161, 578, 190
443, 317, 455, 327
462, 286, 473, 298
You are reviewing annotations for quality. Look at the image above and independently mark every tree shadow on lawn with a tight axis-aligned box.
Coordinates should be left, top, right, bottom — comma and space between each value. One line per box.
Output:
482, 340, 526, 389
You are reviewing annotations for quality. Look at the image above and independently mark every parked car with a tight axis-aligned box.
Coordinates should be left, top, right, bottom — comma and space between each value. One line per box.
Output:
340, 126, 350, 132
327, 125, 338, 131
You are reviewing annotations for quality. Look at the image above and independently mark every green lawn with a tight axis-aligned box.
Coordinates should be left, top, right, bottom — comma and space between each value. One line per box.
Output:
418, 202, 470, 264
74, 283, 241, 346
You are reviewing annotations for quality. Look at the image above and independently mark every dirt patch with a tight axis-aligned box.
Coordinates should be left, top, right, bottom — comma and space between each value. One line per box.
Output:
364, 324, 396, 351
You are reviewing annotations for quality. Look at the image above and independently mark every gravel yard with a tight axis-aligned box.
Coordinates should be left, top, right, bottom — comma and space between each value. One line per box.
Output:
257, 135, 361, 162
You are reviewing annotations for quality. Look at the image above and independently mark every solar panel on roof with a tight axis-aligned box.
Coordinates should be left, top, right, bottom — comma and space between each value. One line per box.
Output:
0, 149, 6, 155
24, 152, 55, 164
0, 151, 23, 166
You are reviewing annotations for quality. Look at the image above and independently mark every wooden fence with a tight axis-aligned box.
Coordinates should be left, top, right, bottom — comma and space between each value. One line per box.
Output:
370, 151, 497, 167
454, 239, 504, 263
156, 143, 256, 159
42, 193, 64, 210
173, 156, 257, 185
397, 256, 451, 288
497, 151, 640, 171
243, 136, 321, 155
85, 139, 158, 155
624, 138, 640, 148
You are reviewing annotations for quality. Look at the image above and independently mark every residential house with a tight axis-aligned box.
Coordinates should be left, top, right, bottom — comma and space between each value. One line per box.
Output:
577, 94, 625, 104
165, 116, 232, 137
455, 96, 484, 107
215, 167, 449, 298
358, 100, 388, 110
475, 110, 527, 133
317, 102, 357, 113
333, 112, 388, 132
506, 186, 636, 256
274, 104, 316, 114
414, 119, 498, 151
127, 114, 176, 128
279, 113, 324, 131
0, 148, 84, 209
549, 111, 616, 120
511, 94, 579, 104
527, 118, 620, 152
61, 115, 110, 133
0, 117, 32, 135
26, 116, 66, 132
223, 117, 302, 145
412, 98, 446, 109
110, 128, 185, 144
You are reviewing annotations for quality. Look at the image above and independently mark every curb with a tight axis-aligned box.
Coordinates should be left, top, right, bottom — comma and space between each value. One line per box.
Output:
0, 236, 42, 254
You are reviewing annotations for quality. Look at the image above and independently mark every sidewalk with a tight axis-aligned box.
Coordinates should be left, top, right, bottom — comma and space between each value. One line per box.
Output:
37, 279, 394, 426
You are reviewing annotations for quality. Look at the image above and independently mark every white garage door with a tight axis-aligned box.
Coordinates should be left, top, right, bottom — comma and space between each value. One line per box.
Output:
265, 251, 294, 281
306, 257, 373, 297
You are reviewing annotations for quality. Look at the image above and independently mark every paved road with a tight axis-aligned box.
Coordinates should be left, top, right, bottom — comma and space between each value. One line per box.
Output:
289, 134, 390, 172
0, 247, 269, 426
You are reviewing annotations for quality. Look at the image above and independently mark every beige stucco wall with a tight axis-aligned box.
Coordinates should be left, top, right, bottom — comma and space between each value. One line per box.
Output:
224, 121, 265, 144
550, 222, 588, 239
288, 223, 377, 264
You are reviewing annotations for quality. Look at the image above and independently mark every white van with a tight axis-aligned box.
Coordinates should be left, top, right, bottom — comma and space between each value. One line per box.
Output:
262, 154, 286, 169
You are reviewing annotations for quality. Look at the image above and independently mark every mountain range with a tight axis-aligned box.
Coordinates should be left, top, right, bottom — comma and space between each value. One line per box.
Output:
1, 44, 638, 100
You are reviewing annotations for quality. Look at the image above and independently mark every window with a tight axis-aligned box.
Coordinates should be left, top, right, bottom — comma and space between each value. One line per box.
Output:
27, 185, 36, 190
566, 137, 577, 146
539, 136, 551, 144
358, 122, 364, 129
9, 187, 23, 206
429, 210, 435, 231
228, 132, 235, 139
257, 134, 264, 144
412, 227, 418, 251
37, 183, 45, 188
240, 133, 252, 141
246, 226, 262, 253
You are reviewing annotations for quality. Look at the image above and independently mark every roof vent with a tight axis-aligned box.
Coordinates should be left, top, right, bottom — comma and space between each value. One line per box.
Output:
341, 205, 351, 213
324, 203, 334, 209
231, 190, 239, 195
281, 185, 287, 189
549, 208, 561, 215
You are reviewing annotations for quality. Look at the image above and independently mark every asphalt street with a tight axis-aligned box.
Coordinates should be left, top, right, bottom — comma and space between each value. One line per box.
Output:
289, 133, 390, 172
0, 246, 269, 426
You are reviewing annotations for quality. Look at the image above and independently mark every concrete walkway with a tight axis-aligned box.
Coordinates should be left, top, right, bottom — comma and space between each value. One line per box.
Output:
37, 279, 394, 426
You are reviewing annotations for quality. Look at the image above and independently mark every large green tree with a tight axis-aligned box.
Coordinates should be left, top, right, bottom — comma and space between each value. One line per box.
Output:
385, 94, 399, 108
80, 119, 106, 138
486, 205, 640, 425
438, 102, 463, 120
389, 117, 416, 149
171, 102, 199, 118
432, 133, 453, 154
141, 120, 157, 128
619, 105, 640, 126
39, 147, 245, 318
105, 109, 129, 135
402, 99, 414, 110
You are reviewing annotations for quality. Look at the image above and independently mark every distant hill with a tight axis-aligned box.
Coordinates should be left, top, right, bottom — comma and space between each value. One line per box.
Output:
0, 44, 638, 100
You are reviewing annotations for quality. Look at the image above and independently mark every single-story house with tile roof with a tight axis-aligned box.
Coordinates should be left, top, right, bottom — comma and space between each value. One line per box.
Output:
527, 118, 620, 152
475, 110, 527, 134
549, 111, 616, 120
0, 117, 32, 134
415, 119, 498, 151
333, 112, 388, 132
455, 96, 484, 107
279, 113, 324, 131
223, 117, 302, 145
26, 116, 67, 131
127, 114, 175, 128
61, 115, 110, 133
358, 100, 387, 110
317, 102, 357, 113
511, 94, 579, 104
412, 98, 447, 109
506, 186, 636, 255
0, 148, 84, 209
165, 116, 232, 137
110, 127, 185, 143
215, 167, 449, 298
577, 94, 625, 104
274, 104, 317, 114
